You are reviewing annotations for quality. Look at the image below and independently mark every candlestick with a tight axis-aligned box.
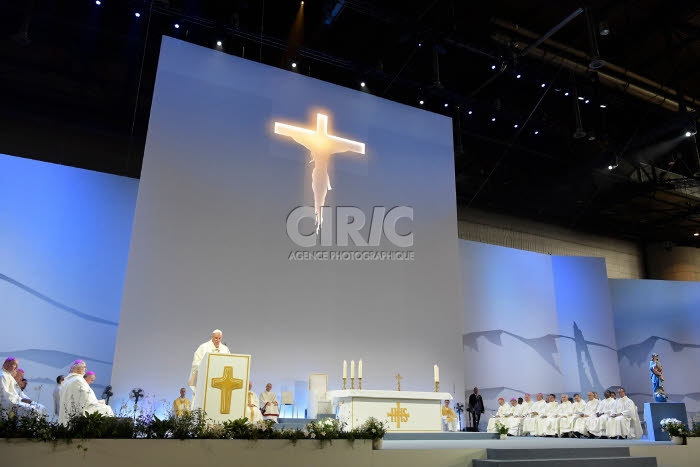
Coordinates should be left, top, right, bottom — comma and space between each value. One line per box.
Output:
435, 381, 439, 392
343, 360, 347, 379
395, 373, 402, 391
350, 360, 355, 379
434, 364, 439, 383
342, 377, 347, 390
351, 377, 355, 390
358, 377, 362, 390
358, 359, 363, 379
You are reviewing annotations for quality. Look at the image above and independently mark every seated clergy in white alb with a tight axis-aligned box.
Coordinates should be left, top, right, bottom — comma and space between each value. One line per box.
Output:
188, 329, 231, 397
572, 392, 598, 437
0, 357, 47, 418
522, 393, 545, 436
556, 394, 576, 437
508, 394, 532, 436
534, 394, 559, 436
260, 383, 279, 422
606, 388, 642, 439
586, 390, 615, 437
58, 360, 114, 425
486, 398, 509, 433
503, 398, 524, 436
247, 382, 263, 423
442, 399, 459, 432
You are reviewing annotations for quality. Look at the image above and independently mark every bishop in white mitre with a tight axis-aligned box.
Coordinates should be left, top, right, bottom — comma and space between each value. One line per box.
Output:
260, 383, 280, 422
587, 390, 615, 437
486, 398, 509, 433
0, 357, 47, 418
573, 392, 599, 437
522, 393, 546, 436
534, 394, 559, 436
58, 360, 114, 425
606, 387, 642, 439
188, 329, 231, 396
247, 382, 263, 423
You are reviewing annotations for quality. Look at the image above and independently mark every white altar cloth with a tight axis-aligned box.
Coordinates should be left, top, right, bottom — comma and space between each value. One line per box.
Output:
327, 390, 452, 432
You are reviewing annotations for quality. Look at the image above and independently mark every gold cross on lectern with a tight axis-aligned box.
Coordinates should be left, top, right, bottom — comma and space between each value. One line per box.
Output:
387, 401, 410, 428
211, 366, 244, 414
274, 113, 366, 231
395, 373, 403, 391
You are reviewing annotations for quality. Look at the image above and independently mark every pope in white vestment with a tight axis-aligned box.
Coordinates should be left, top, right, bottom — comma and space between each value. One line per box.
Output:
522, 394, 546, 436
260, 383, 279, 422
606, 389, 642, 439
188, 330, 231, 396
247, 382, 263, 423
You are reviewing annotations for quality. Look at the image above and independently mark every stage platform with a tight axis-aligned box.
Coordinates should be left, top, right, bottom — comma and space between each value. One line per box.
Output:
6, 436, 699, 467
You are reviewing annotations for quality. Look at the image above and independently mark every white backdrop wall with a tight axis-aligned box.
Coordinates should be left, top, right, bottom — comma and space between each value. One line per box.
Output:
611, 279, 700, 421
110, 37, 464, 412
0, 153, 138, 413
461, 240, 621, 412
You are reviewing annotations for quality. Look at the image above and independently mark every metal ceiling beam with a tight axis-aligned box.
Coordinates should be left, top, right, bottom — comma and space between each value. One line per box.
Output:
491, 18, 700, 110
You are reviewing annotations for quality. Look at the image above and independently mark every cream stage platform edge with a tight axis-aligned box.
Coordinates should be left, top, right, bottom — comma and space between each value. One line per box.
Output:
192, 353, 250, 423
327, 390, 453, 432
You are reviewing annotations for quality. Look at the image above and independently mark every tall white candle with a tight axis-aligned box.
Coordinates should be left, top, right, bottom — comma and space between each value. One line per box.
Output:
343, 360, 347, 379
358, 360, 363, 378
434, 364, 439, 382
350, 360, 355, 379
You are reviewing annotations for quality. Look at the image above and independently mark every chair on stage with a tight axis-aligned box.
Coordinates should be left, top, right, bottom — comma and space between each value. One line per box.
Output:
281, 391, 297, 418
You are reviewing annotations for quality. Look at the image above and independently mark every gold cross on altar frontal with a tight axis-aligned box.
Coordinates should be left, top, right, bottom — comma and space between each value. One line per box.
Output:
211, 366, 244, 414
387, 402, 410, 428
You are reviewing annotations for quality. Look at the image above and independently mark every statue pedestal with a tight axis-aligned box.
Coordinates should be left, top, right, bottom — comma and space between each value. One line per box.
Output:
644, 402, 688, 441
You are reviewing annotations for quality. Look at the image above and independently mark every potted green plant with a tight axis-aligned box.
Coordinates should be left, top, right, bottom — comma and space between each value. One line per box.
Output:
660, 418, 688, 445
495, 421, 509, 440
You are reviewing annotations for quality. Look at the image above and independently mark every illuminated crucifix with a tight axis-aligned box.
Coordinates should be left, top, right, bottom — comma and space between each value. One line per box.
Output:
387, 401, 410, 428
211, 366, 244, 414
274, 113, 366, 232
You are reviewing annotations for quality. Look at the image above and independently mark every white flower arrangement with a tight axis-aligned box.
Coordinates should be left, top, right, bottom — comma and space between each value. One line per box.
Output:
660, 418, 687, 437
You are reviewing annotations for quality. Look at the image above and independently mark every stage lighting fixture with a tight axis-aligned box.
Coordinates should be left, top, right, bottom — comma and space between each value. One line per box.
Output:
491, 117, 496, 122
360, 82, 365, 88
541, 83, 546, 88
564, 92, 570, 96
95, 0, 101, 4
301, 1, 304, 4
444, 103, 448, 108
418, 43, 422, 47
291, 62, 297, 68
135, 12, 141, 18
216, 41, 222, 47
491, 65, 496, 70
419, 100, 424, 105
468, 110, 473, 115
686, 131, 693, 138
174, 23, 180, 29
694, 232, 699, 237
600, 104, 607, 108
578, 96, 584, 101
589, 57, 606, 70
534, 130, 539, 135
684, 122, 697, 137
514, 124, 518, 128
516, 74, 521, 79
599, 22, 610, 36
585, 99, 590, 104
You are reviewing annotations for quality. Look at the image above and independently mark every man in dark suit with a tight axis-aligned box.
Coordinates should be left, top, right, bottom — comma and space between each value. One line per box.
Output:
468, 387, 485, 431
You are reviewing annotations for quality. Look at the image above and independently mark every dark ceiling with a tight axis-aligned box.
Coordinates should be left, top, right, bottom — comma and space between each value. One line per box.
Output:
1, 0, 700, 246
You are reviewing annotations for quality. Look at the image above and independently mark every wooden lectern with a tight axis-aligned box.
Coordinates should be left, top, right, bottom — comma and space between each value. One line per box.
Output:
192, 353, 250, 423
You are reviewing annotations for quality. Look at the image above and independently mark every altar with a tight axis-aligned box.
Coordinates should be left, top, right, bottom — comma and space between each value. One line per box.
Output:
327, 390, 452, 432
